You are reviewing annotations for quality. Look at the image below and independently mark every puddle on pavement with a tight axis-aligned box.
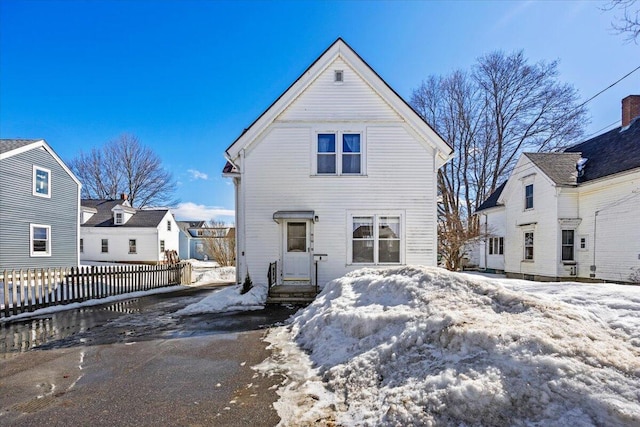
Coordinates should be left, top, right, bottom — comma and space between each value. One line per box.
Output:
1, 293, 301, 355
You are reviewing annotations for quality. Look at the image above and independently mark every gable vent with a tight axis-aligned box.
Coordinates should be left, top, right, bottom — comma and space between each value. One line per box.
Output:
334, 70, 344, 83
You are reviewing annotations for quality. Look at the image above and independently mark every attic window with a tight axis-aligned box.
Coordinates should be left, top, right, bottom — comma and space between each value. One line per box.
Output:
334, 70, 344, 83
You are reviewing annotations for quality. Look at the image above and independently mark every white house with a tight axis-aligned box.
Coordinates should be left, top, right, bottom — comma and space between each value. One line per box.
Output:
476, 95, 640, 283
223, 38, 453, 292
80, 196, 180, 264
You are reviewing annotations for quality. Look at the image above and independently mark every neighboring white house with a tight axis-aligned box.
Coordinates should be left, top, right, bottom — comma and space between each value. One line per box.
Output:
223, 38, 453, 289
80, 196, 179, 264
476, 95, 640, 283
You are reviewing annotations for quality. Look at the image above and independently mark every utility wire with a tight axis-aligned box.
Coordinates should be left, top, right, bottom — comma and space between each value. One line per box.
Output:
576, 64, 640, 109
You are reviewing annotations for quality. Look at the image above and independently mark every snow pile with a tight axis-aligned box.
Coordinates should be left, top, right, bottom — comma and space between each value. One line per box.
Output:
264, 266, 640, 426
175, 284, 266, 315
192, 265, 236, 284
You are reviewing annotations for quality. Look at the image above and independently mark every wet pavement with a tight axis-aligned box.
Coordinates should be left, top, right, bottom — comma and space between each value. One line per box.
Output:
0, 285, 301, 426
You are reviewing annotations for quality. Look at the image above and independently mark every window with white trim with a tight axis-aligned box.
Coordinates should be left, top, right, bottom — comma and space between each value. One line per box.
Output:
160, 240, 166, 252
30, 224, 51, 256
101, 239, 109, 253
525, 184, 534, 210
561, 230, 574, 261
33, 166, 51, 198
350, 214, 401, 264
316, 132, 363, 175
167, 220, 172, 231
524, 232, 534, 260
489, 237, 504, 255
115, 212, 123, 224
579, 235, 588, 251
129, 239, 137, 254
80, 238, 84, 253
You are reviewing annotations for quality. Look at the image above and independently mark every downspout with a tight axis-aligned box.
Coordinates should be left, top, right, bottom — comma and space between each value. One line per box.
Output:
591, 210, 598, 278
483, 213, 488, 271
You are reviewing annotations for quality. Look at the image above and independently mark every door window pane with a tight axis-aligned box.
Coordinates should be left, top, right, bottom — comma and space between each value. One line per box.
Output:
287, 222, 306, 252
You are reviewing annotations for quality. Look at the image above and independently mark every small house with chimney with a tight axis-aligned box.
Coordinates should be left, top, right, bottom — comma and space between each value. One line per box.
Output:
0, 139, 81, 269
80, 195, 180, 264
476, 95, 640, 283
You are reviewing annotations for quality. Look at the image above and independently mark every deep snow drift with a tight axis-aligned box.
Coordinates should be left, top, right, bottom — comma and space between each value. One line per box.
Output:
258, 266, 640, 426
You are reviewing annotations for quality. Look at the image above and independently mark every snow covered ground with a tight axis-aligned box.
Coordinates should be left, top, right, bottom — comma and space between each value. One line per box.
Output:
256, 266, 640, 426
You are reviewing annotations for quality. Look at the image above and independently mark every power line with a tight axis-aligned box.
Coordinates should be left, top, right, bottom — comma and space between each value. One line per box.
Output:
577, 65, 640, 109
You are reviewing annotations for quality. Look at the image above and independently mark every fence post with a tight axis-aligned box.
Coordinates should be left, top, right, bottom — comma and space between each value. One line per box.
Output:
2, 270, 9, 318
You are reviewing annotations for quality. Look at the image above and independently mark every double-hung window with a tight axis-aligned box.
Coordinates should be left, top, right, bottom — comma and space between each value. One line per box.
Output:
525, 184, 534, 210
316, 132, 363, 175
561, 230, 574, 261
489, 237, 504, 255
524, 232, 534, 260
129, 239, 137, 254
101, 239, 109, 253
30, 224, 51, 256
115, 212, 123, 224
350, 214, 401, 264
33, 166, 51, 198
160, 240, 166, 252
167, 220, 172, 231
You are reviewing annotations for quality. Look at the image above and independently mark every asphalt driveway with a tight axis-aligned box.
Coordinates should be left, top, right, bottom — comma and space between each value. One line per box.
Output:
0, 286, 299, 426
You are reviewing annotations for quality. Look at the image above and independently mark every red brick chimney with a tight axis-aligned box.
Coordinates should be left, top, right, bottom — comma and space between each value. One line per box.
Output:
120, 193, 128, 201
622, 95, 640, 127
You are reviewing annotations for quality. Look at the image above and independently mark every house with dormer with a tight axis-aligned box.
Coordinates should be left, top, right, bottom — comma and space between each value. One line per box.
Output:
80, 196, 179, 264
476, 95, 640, 283
223, 38, 453, 296
0, 139, 81, 269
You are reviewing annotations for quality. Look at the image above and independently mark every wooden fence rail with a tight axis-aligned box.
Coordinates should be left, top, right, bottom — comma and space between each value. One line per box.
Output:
0, 262, 192, 319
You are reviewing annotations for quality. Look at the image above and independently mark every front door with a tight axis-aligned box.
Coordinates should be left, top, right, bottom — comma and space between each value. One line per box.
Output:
282, 221, 311, 281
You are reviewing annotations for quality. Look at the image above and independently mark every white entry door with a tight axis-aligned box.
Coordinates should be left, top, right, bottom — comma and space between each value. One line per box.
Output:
282, 221, 311, 281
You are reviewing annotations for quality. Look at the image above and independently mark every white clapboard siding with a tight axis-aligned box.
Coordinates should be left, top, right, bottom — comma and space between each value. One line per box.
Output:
574, 172, 640, 282
242, 125, 436, 286
277, 58, 402, 123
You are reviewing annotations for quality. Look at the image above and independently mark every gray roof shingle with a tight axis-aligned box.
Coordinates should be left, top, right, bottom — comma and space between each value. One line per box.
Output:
0, 139, 42, 155
81, 199, 169, 228
524, 152, 583, 186
563, 118, 640, 182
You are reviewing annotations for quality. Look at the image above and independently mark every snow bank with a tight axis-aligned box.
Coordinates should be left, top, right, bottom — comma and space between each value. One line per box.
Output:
262, 266, 640, 426
174, 284, 266, 315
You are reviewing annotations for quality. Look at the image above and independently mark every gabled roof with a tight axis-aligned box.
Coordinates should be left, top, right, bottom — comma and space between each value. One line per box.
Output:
81, 199, 170, 228
0, 138, 81, 187
524, 152, 583, 186
476, 181, 507, 213
224, 38, 452, 172
563, 118, 640, 182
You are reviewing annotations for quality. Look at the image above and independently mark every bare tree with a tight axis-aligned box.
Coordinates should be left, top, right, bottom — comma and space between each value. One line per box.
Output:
603, 0, 640, 43
202, 220, 236, 267
70, 134, 177, 207
411, 51, 587, 270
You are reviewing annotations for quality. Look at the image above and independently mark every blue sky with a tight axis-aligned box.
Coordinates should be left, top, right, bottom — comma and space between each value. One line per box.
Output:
1, 0, 638, 222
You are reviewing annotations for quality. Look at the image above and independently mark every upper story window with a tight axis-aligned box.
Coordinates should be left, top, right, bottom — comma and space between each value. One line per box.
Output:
33, 166, 51, 198
101, 239, 109, 253
115, 212, 123, 224
30, 224, 51, 257
129, 239, 137, 254
80, 238, 84, 253
525, 184, 534, 210
316, 132, 363, 175
334, 70, 344, 83
160, 240, 166, 252
167, 220, 172, 231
